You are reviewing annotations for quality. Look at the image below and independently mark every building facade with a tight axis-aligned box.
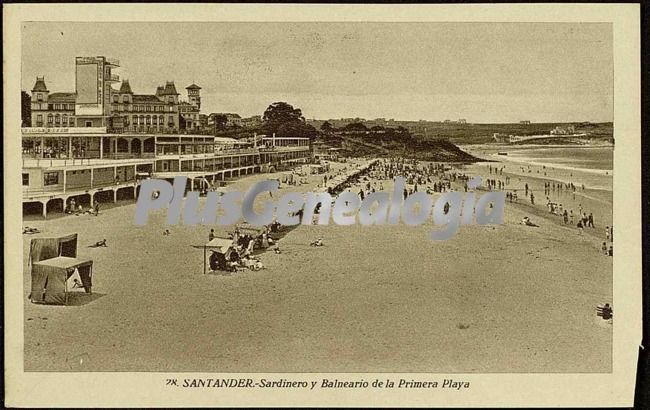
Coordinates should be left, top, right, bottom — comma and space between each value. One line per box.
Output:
22, 55, 312, 217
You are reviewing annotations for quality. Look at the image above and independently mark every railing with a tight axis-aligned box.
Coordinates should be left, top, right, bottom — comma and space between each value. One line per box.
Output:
23, 179, 141, 199
23, 156, 156, 168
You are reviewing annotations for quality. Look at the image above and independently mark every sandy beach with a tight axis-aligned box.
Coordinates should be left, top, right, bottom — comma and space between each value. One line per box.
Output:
23, 156, 612, 373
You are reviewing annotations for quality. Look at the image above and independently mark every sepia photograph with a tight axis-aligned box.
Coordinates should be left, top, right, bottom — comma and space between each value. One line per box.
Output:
4, 3, 642, 407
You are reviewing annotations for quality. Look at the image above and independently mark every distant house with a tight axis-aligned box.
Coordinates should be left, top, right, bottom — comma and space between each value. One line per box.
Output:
240, 115, 262, 129
208, 112, 242, 128
520, 120, 531, 125
458, 118, 467, 124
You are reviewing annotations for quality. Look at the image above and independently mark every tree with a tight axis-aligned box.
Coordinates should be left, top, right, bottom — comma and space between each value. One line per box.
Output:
277, 121, 318, 139
320, 121, 334, 133
262, 102, 305, 135
214, 114, 228, 131
21, 91, 31, 127
343, 122, 368, 132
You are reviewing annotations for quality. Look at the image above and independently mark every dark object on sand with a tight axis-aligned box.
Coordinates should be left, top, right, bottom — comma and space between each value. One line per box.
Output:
89, 239, 107, 248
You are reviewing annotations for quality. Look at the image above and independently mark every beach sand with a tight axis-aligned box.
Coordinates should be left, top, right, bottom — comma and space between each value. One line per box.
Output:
23, 158, 612, 373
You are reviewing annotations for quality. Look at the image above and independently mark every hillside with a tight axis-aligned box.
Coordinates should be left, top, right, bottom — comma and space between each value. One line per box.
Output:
321, 134, 480, 162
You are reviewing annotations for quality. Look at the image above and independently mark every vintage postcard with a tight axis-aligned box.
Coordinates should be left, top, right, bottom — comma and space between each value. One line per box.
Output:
3, 3, 642, 407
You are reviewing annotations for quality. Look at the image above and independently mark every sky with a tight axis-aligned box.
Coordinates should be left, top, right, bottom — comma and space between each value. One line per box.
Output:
22, 22, 613, 123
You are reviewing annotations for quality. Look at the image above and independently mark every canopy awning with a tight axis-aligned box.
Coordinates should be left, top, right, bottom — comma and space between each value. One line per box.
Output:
192, 238, 234, 253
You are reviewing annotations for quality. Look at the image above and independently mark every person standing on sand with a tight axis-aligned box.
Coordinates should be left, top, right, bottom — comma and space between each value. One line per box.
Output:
209, 229, 215, 241
525, 183, 529, 196
605, 226, 610, 241
588, 213, 594, 228
563, 210, 569, 224
577, 220, 584, 235
602, 242, 608, 254
530, 192, 535, 205
569, 210, 574, 225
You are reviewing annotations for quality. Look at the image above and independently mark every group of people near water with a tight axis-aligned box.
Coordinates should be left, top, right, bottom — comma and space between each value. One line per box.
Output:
490, 163, 612, 256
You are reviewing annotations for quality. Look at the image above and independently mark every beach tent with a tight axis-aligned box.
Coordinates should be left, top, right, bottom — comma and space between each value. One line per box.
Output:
237, 223, 266, 237
192, 238, 234, 274
29, 234, 94, 305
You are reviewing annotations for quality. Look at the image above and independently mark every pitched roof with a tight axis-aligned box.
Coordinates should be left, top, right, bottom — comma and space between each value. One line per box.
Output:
186, 83, 201, 90
32, 77, 48, 92
132, 94, 163, 103
160, 81, 179, 95
119, 80, 133, 94
48, 92, 76, 102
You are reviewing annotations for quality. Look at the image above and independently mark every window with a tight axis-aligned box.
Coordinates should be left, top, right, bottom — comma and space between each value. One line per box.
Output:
113, 95, 119, 103
55, 114, 60, 125
146, 105, 152, 112
47, 114, 53, 124
44, 172, 59, 186
168, 116, 174, 124
133, 116, 139, 126
85, 121, 92, 127
152, 116, 157, 125
145, 116, 151, 125
37, 114, 42, 123
122, 96, 129, 103
62, 116, 68, 126
22, 173, 29, 186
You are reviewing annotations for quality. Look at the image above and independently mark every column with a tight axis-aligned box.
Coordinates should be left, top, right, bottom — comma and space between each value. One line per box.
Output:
90, 193, 94, 208
42, 200, 47, 218
40, 136, 45, 159
100, 137, 103, 159
90, 168, 94, 189
113, 189, 117, 203
127, 139, 132, 154
68, 136, 72, 158
63, 170, 67, 193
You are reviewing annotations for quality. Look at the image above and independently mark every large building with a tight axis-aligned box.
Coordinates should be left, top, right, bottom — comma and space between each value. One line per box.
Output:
22, 56, 312, 218
29, 56, 205, 134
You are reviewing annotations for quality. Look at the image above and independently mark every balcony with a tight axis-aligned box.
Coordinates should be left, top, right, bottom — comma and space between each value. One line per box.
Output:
108, 74, 120, 82
105, 58, 120, 66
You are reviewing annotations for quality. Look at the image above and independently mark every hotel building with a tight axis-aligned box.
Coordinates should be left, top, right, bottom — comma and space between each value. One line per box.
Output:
22, 56, 312, 217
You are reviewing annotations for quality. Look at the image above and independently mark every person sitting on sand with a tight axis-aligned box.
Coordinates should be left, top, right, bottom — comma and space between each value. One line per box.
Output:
90, 239, 107, 248
608, 246, 613, 256
310, 238, 324, 247
602, 242, 608, 254
577, 220, 584, 235
163, 229, 171, 236
273, 246, 281, 254
521, 216, 538, 227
